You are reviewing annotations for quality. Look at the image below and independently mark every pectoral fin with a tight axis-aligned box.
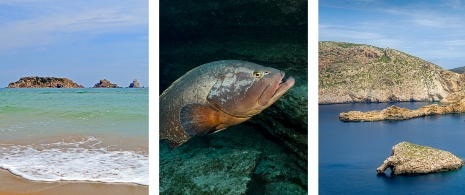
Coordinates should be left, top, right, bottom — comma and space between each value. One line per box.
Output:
179, 103, 221, 137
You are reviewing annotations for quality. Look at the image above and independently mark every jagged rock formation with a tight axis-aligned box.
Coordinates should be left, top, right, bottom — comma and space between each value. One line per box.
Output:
7, 76, 84, 88
129, 79, 140, 88
93, 79, 120, 88
440, 91, 465, 104
339, 92, 465, 122
377, 142, 464, 175
319, 41, 465, 104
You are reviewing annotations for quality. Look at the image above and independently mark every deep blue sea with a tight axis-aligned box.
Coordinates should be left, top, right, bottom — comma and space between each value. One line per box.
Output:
319, 102, 465, 195
0, 88, 148, 185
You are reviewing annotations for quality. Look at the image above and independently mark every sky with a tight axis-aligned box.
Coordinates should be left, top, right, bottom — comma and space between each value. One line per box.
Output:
0, 0, 148, 88
319, 0, 465, 70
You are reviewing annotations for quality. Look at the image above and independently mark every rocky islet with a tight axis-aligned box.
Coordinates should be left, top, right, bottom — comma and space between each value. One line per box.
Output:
7, 76, 84, 88
6, 77, 142, 88
93, 79, 120, 88
377, 142, 464, 175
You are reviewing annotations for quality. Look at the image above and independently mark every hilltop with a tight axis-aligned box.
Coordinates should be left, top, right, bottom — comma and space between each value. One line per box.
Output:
7, 77, 84, 88
450, 66, 465, 74
319, 41, 465, 104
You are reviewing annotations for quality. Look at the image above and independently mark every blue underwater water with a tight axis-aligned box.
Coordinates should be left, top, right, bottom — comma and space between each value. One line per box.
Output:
319, 102, 465, 195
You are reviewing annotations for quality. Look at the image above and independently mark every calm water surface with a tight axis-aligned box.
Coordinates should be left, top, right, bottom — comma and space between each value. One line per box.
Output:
0, 88, 148, 185
319, 102, 465, 194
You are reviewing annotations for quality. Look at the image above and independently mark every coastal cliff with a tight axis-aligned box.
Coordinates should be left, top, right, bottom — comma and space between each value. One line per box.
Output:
319, 41, 465, 104
7, 77, 84, 88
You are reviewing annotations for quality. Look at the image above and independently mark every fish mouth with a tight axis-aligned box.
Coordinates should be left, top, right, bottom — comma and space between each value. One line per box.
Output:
274, 76, 295, 97
258, 72, 295, 106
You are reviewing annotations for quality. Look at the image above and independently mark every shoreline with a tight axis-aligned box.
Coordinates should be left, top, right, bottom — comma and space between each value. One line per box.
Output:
0, 169, 148, 195
318, 100, 440, 105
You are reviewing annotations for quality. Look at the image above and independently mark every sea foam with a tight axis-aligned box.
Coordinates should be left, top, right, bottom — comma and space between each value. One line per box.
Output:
0, 136, 148, 185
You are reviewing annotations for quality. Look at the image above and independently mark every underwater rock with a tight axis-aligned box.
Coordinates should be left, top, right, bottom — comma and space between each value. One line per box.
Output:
93, 79, 120, 88
7, 76, 84, 88
129, 79, 140, 88
377, 142, 464, 175
159, 146, 260, 194
159, 125, 307, 194
248, 74, 308, 163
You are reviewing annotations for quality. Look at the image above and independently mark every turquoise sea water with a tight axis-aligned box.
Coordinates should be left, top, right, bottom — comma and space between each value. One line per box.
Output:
0, 88, 148, 185
319, 102, 465, 194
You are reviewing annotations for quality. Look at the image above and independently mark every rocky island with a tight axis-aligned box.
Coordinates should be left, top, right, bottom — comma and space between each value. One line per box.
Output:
93, 79, 120, 88
339, 92, 465, 122
129, 79, 140, 88
7, 76, 84, 88
319, 41, 465, 104
377, 142, 464, 175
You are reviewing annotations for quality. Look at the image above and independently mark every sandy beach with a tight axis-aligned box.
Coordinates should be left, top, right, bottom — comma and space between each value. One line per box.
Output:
0, 169, 148, 195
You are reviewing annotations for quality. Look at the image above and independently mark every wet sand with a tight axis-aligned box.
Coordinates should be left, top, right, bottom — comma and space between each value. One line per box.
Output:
0, 169, 148, 195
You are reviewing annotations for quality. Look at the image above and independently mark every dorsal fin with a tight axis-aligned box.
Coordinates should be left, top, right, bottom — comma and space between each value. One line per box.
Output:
179, 103, 221, 137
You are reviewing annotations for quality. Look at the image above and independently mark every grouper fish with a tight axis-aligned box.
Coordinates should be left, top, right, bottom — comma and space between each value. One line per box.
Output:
160, 60, 295, 149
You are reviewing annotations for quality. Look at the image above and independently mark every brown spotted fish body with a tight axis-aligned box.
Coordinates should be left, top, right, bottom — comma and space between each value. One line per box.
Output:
160, 60, 295, 149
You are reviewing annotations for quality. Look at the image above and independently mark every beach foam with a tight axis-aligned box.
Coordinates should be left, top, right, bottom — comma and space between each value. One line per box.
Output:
0, 136, 148, 185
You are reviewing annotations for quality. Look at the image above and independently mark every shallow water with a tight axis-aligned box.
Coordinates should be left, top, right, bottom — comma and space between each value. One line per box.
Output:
0, 88, 148, 185
319, 102, 465, 194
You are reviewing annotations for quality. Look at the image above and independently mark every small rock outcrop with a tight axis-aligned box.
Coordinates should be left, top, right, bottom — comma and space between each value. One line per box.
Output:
339, 92, 465, 122
377, 142, 464, 175
93, 79, 120, 88
7, 76, 84, 88
129, 79, 140, 88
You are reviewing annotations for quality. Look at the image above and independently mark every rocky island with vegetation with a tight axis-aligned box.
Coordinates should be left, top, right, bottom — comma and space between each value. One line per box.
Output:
6, 76, 84, 88
319, 41, 465, 104
377, 142, 464, 175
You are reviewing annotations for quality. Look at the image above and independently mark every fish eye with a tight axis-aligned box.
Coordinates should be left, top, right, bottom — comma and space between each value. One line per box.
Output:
253, 71, 263, 78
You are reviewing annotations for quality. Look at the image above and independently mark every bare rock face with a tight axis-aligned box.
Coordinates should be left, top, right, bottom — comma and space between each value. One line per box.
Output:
339, 92, 465, 122
377, 142, 464, 175
129, 79, 140, 88
93, 79, 120, 88
7, 76, 84, 88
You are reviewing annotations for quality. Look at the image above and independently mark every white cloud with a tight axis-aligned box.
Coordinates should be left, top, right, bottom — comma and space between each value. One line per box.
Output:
445, 39, 465, 46
0, 1, 147, 51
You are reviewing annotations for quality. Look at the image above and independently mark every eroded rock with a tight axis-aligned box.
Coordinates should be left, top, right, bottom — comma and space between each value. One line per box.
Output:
93, 79, 120, 88
129, 79, 140, 88
377, 142, 464, 175
340, 92, 465, 122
